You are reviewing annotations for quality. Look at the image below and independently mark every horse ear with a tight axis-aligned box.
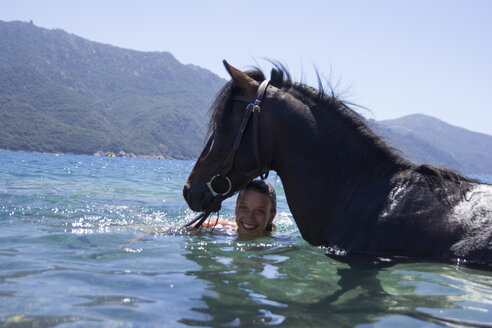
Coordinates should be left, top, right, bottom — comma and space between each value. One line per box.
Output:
223, 60, 258, 97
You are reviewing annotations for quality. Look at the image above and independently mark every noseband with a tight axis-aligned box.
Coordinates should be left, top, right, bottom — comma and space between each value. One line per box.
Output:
185, 79, 271, 228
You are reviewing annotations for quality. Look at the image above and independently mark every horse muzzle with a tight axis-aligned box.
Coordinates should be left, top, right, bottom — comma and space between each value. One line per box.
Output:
183, 182, 205, 212
183, 178, 225, 212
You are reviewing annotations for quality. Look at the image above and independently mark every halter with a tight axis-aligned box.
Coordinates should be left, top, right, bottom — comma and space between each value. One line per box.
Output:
184, 79, 271, 228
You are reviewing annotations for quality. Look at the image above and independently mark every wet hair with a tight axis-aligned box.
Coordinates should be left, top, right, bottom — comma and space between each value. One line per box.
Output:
237, 180, 277, 231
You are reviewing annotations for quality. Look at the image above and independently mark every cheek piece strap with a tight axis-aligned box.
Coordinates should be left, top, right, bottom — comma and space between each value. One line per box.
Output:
184, 79, 271, 228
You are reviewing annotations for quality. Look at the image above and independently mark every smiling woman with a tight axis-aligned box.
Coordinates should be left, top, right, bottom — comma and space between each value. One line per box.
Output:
203, 180, 277, 237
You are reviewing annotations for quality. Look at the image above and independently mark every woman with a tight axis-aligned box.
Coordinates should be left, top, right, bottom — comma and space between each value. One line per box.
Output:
204, 180, 277, 237
120, 180, 277, 249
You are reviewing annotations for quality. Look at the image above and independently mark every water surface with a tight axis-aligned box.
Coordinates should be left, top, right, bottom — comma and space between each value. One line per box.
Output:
1, 151, 491, 327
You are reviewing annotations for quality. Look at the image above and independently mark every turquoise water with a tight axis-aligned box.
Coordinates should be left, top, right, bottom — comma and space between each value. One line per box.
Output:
1, 151, 491, 327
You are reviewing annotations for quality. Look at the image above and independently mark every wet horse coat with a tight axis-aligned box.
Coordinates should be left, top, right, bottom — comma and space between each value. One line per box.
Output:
183, 61, 492, 265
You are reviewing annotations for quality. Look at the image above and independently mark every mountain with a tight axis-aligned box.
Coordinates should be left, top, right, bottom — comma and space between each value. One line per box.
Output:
1, 21, 491, 174
370, 114, 492, 175
0, 20, 225, 159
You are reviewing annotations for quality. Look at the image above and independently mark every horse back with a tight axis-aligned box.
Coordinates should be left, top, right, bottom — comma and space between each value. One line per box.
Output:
374, 168, 492, 263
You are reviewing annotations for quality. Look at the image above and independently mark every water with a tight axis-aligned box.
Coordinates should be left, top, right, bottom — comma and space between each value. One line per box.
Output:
1, 151, 491, 327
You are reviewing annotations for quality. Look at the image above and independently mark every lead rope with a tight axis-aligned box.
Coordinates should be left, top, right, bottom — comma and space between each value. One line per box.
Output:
183, 211, 210, 228
210, 211, 220, 232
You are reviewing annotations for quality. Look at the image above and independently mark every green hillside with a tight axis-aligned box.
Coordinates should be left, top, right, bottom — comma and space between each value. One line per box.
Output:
1, 20, 490, 174
0, 20, 225, 159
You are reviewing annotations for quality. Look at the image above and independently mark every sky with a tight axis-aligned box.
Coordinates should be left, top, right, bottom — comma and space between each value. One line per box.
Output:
1, 0, 491, 135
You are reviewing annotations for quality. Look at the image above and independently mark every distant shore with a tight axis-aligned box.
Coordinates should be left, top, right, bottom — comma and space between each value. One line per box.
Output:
0, 149, 189, 160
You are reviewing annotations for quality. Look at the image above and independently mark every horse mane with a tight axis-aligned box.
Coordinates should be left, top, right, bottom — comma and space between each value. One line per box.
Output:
263, 64, 409, 168
208, 64, 383, 147
207, 64, 478, 189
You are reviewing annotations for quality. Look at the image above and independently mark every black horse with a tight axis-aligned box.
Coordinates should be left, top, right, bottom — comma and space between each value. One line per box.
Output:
183, 60, 492, 265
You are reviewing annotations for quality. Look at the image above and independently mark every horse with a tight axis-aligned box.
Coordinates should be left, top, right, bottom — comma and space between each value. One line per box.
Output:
183, 60, 492, 266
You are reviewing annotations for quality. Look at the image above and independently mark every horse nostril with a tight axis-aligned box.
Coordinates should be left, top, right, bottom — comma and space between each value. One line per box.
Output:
183, 185, 191, 200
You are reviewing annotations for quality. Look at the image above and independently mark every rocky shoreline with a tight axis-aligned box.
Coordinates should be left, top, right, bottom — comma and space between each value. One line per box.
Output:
0, 149, 187, 160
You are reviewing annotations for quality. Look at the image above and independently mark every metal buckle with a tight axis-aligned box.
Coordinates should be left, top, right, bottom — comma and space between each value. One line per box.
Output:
246, 100, 261, 112
206, 174, 232, 197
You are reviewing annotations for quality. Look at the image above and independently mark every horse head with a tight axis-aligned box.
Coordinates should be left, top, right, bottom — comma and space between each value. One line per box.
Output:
183, 61, 275, 214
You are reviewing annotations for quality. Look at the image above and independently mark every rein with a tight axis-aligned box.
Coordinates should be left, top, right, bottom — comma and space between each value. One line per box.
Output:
184, 79, 271, 228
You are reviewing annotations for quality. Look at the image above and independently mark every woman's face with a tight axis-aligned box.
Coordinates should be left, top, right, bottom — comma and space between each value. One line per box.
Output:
235, 190, 276, 237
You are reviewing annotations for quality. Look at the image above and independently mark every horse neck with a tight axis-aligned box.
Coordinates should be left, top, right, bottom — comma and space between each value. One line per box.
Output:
268, 97, 406, 245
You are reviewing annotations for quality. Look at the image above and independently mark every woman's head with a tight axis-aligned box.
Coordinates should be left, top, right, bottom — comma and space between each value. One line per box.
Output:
235, 180, 277, 237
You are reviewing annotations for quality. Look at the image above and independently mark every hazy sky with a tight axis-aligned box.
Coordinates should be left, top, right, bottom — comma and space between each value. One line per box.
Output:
1, 0, 491, 135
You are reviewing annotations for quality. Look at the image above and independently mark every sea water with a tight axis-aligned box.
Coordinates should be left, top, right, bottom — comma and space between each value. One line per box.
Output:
1, 151, 491, 327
